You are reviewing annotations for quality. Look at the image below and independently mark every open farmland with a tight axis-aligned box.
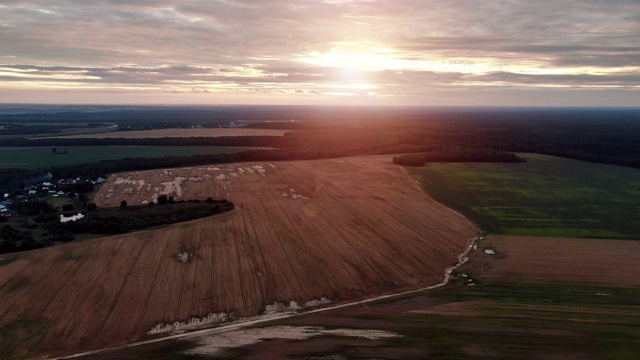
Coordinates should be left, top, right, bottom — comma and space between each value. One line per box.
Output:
80, 234, 640, 360
459, 235, 640, 287
407, 153, 640, 239
0, 146, 256, 169
51, 128, 288, 139
0, 156, 477, 358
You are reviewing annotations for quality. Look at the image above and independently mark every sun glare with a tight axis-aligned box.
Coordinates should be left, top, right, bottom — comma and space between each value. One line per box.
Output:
296, 43, 495, 76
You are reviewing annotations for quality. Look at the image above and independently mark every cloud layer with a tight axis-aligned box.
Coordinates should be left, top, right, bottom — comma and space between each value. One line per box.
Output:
1, 0, 639, 105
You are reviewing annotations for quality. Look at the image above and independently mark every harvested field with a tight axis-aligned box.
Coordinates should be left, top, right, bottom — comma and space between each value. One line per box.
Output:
0, 156, 477, 358
51, 128, 288, 139
83, 234, 640, 360
461, 235, 640, 287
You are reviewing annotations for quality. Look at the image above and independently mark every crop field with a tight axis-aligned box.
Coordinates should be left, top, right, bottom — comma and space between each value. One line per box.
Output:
0, 146, 254, 169
407, 153, 640, 239
83, 234, 640, 360
0, 156, 477, 358
460, 235, 640, 287
53, 128, 288, 138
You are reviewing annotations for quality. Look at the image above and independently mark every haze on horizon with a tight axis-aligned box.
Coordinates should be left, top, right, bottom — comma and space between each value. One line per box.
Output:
1, 0, 639, 107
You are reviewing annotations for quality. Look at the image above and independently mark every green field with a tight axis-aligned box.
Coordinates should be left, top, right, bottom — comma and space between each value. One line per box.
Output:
379, 282, 640, 360
407, 154, 640, 239
0, 146, 253, 169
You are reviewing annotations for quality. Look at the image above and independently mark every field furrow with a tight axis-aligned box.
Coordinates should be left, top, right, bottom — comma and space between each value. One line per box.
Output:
0, 156, 477, 357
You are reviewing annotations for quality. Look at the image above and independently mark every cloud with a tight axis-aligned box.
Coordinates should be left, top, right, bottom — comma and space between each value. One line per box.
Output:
1, 0, 639, 105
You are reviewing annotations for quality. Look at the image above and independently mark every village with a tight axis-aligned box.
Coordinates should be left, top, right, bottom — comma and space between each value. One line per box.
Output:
0, 173, 106, 220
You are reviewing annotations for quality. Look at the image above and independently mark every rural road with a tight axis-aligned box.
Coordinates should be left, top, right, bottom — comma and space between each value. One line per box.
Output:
54, 235, 480, 360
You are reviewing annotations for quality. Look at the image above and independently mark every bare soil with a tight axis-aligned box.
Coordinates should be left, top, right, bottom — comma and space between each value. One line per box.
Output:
0, 156, 477, 357
460, 235, 640, 287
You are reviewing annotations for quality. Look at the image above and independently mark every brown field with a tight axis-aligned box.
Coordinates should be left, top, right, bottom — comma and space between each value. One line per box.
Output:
461, 235, 640, 286
50, 128, 289, 139
82, 234, 640, 360
0, 156, 476, 358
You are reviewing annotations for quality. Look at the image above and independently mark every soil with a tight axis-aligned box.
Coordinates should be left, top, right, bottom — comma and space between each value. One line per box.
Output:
0, 156, 477, 357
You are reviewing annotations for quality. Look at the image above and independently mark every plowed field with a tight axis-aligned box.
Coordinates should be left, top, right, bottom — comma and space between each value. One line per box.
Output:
461, 235, 640, 286
0, 156, 477, 357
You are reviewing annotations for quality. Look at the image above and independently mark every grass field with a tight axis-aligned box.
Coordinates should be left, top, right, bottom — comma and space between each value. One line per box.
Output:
0, 156, 477, 358
0, 146, 254, 169
407, 153, 640, 239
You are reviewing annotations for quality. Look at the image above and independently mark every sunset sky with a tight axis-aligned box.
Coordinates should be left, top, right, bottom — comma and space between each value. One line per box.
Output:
1, 0, 639, 106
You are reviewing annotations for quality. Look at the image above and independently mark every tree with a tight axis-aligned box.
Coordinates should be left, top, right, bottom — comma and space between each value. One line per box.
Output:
120, 200, 127, 208
157, 194, 168, 205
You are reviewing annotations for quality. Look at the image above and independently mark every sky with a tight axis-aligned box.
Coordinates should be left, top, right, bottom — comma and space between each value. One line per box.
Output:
1, 0, 639, 106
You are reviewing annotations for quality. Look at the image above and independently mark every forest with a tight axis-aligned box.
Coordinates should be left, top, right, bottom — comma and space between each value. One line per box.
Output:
0, 197, 234, 254
1, 107, 638, 190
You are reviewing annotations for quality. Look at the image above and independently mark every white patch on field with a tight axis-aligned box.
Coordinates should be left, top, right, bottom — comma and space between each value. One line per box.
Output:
216, 174, 226, 180
268, 163, 276, 168
152, 177, 186, 202
176, 251, 193, 263
148, 313, 229, 336
237, 168, 245, 175
252, 165, 264, 170
206, 174, 212, 178
141, 200, 149, 205
149, 297, 333, 341
147, 184, 152, 191
60, 213, 84, 223
122, 187, 133, 194
287, 187, 308, 200
189, 176, 204, 182
137, 180, 145, 191
484, 249, 496, 255
303, 297, 331, 307
282, 192, 288, 197
229, 172, 238, 177
183, 325, 399, 356
245, 167, 254, 174
114, 177, 139, 185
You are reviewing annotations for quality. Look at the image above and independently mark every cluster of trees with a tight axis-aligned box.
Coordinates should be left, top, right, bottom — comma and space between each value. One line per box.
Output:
2, 108, 639, 190
63, 199, 234, 235
0, 225, 42, 253
0, 123, 64, 136
11, 199, 54, 216
392, 148, 527, 166
2, 135, 281, 148
0, 198, 234, 254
